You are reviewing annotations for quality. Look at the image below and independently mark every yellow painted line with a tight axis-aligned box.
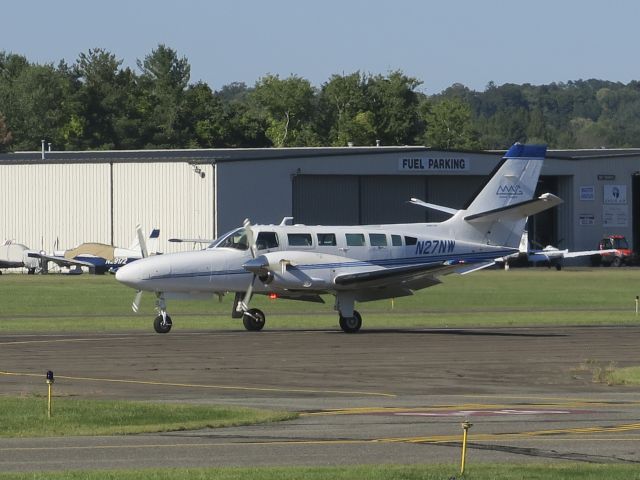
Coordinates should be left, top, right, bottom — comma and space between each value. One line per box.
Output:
0, 370, 395, 398
463, 394, 640, 405
302, 400, 637, 416
3, 433, 640, 454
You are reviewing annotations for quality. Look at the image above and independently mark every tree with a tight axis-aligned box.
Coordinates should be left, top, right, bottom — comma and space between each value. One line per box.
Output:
137, 44, 191, 147
366, 71, 423, 145
318, 72, 373, 146
422, 99, 478, 150
251, 74, 318, 147
0, 113, 12, 152
0, 55, 74, 151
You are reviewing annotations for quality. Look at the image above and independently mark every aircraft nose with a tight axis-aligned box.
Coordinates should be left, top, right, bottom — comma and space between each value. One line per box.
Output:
115, 262, 144, 287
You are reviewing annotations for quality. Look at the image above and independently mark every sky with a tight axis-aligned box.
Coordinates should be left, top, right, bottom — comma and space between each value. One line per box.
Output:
3, 0, 640, 94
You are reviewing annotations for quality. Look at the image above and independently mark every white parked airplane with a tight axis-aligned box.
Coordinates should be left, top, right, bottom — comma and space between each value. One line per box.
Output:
499, 231, 615, 270
116, 143, 562, 334
0, 240, 43, 274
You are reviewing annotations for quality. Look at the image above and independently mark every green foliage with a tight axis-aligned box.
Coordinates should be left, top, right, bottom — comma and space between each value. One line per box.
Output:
251, 74, 317, 147
3, 46, 640, 150
422, 98, 478, 149
0, 112, 12, 152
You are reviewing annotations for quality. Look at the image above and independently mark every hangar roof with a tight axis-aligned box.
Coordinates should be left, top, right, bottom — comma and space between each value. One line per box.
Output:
0, 146, 429, 165
2, 146, 640, 165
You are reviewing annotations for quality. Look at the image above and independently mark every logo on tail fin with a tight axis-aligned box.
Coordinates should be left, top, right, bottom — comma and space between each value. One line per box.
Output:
496, 184, 524, 198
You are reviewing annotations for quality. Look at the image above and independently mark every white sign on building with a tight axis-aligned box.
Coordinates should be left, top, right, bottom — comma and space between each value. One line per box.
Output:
603, 185, 627, 204
603, 204, 628, 227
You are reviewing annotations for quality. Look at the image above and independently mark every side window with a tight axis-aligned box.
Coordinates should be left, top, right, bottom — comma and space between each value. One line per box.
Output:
346, 233, 366, 247
288, 233, 313, 247
404, 236, 417, 246
256, 231, 279, 250
369, 233, 387, 247
317, 233, 336, 246
391, 234, 403, 246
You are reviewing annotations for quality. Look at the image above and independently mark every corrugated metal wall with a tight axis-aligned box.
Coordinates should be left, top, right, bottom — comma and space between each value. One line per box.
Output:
292, 175, 485, 226
0, 164, 110, 251
426, 176, 485, 222
112, 162, 215, 253
360, 176, 426, 224
556, 176, 574, 249
292, 175, 359, 225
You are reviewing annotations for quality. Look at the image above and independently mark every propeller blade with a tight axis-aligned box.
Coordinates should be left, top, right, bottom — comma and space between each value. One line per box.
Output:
243, 218, 257, 258
136, 225, 149, 258
132, 290, 143, 312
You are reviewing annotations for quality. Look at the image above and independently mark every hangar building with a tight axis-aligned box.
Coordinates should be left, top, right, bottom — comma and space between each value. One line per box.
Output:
1, 146, 639, 258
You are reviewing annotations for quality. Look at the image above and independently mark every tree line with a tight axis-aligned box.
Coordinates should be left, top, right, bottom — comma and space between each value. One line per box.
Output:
1, 45, 640, 153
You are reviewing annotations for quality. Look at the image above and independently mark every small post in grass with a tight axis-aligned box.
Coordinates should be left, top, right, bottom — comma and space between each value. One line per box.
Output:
45, 370, 55, 418
460, 420, 472, 475
635, 296, 639, 316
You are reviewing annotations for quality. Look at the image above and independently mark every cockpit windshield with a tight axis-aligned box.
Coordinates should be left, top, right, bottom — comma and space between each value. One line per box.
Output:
613, 237, 629, 249
209, 228, 249, 250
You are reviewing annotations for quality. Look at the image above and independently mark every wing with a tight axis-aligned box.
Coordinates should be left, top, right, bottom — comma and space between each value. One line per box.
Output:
563, 248, 617, 259
28, 252, 96, 269
333, 261, 493, 302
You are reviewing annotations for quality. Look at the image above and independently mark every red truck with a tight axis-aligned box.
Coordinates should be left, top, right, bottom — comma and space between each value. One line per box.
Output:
592, 234, 634, 266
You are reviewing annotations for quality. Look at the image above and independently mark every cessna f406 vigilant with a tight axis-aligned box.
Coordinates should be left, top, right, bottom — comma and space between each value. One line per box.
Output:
116, 144, 561, 334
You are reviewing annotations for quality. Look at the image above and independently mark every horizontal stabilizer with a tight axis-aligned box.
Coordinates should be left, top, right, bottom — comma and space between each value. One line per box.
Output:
464, 193, 563, 223
409, 198, 458, 216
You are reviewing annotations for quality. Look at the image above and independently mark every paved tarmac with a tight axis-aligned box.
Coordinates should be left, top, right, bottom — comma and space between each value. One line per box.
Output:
1, 325, 640, 472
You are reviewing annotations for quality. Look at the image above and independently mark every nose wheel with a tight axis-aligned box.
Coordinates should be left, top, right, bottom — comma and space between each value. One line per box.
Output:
153, 314, 172, 333
339, 310, 362, 333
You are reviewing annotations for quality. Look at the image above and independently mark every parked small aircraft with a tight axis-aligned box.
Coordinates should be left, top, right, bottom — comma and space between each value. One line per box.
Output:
0, 240, 43, 274
499, 231, 615, 270
29, 227, 160, 274
116, 143, 562, 334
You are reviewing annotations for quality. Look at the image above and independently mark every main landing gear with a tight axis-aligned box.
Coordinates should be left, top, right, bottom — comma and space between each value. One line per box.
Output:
242, 308, 265, 331
339, 310, 362, 333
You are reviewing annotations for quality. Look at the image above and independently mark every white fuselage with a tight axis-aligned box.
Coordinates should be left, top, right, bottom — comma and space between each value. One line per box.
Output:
116, 222, 516, 297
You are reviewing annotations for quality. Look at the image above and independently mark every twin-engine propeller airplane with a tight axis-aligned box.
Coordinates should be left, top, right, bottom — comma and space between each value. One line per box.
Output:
116, 143, 562, 334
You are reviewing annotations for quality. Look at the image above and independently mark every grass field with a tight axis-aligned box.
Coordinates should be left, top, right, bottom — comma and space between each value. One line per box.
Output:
1, 268, 639, 333
1, 464, 640, 480
0, 396, 295, 437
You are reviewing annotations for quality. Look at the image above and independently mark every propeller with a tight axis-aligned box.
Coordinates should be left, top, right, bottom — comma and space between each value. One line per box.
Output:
131, 224, 149, 313
238, 219, 258, 313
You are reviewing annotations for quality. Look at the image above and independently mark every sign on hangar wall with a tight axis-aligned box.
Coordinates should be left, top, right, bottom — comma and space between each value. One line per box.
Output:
398, 156, 470, 172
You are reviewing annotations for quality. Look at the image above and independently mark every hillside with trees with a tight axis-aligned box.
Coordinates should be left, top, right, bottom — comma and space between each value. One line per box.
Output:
1, 45, 639, 152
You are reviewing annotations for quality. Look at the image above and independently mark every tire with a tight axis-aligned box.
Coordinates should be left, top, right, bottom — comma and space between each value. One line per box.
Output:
153, 314, 172, 334
612, 256, 622, 267
242, 308, 265, 331
339, 310, 362, 333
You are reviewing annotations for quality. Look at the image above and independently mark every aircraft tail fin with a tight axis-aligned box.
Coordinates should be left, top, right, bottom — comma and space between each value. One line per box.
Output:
128, 227, 160, 255
447, 143, 560, 248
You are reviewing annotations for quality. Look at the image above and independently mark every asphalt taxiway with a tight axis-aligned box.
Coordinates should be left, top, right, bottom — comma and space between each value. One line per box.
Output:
1, 326, 640, 471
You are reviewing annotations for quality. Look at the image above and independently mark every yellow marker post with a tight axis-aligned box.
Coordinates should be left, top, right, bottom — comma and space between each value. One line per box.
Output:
45, 370, 55, 418
460, 420, 472, 475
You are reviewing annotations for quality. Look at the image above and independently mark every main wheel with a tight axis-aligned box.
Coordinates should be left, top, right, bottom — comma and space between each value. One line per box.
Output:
339, 310, 362, 333
242, 308, 265, 331
153, 314, 172, 334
